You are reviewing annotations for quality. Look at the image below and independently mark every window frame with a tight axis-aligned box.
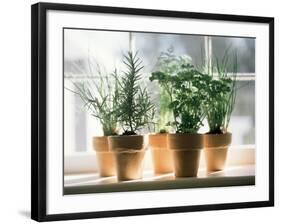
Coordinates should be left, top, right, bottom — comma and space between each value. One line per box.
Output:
64, 32, 256, 173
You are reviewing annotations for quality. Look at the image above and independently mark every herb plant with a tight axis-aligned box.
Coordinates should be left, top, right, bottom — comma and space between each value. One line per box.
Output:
203, 50, 238, 134
168, 64, 208, 133
114, 51, 155, 135
66, 63, 120, 136
150, 50, 208, 134
150, 47, 193, 133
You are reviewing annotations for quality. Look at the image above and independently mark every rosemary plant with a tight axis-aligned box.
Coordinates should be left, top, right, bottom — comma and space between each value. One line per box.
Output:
204, 50, 238, 134
66, 63, 120, 136
114, 51, 155, 135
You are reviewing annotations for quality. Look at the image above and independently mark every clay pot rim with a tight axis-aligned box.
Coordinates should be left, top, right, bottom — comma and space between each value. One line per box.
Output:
171, 147, 203, 151
168, 133, 204, 136
92, 136, 109, 152
109, 134, 143, 138
149, 133, 168, 136
204, 132, 232, 148
149, 133, 168, 149
93, 135, 121, 139
168, 133, 204, 150
109, 135, 145, 152
112, 148, 147, 153
96, 151, 114, 154
92, 136, 107, 139
204, 132, 232, 137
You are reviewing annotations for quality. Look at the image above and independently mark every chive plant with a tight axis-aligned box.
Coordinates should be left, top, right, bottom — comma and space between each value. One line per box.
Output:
66, 62, 120, 136
203, 49, 238, 134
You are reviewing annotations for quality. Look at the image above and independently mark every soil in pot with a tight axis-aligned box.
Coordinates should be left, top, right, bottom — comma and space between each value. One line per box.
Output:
149, 133, 173, 174
168, 133, 203, 177
108, 135, 146, 181
204, 133, 232, 172
92, 136, 116, 177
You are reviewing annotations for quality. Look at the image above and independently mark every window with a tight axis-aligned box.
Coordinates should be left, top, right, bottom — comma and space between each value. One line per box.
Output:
64, 29, 255, 158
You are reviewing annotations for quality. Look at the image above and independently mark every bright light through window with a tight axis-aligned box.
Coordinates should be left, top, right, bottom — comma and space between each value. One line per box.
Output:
64, 29, 255, 155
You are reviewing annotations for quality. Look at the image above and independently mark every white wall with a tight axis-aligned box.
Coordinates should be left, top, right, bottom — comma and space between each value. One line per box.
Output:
0, 0, 279, 223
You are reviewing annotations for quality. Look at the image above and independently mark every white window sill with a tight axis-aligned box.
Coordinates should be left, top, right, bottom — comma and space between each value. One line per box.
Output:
64, 165, 255, 195
64, 145, 255, 174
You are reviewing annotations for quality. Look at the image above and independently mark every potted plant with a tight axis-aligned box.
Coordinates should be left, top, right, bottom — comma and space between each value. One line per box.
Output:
108, 51, 155, 181
203, 50, 238, 172
152, 56, 208, 177
147, 91, 172, 175
149, 49, 191, 174
67, 63, 120, 177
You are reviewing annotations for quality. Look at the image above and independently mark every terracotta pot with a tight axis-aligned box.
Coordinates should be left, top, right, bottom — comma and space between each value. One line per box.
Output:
204, 133, 232, 172
108, 135, 146, 181
149, 134, 173, 174
168, 133, 203, 177
92, 136, 116, 177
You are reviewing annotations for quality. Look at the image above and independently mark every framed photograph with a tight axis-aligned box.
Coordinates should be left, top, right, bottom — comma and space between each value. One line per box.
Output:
31, 2, 274, 222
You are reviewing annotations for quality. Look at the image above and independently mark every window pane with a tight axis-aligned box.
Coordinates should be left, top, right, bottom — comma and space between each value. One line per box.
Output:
228, 80, 255, 145
64, 29, 130, 153
64, 29, 130, 76
133, 32, 206, 127
133, 32, 205, 72
212, 36, 255, 73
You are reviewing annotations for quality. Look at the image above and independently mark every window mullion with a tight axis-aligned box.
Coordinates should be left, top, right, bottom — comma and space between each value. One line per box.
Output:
129, 32, 136, 54
204, 36, 212, 73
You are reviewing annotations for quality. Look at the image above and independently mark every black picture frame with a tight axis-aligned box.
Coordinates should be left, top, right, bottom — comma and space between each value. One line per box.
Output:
31, 2, 274, 222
